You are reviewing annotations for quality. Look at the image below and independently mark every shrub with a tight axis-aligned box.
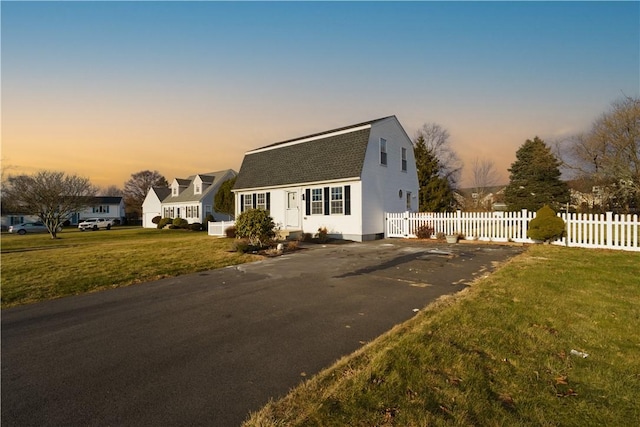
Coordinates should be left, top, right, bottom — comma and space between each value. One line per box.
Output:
301, 233, 313, 242
157, 217, 173, 229
151, 216, 161, 225
316, 227, 329, 243
189, 222, 202, 231
225, 226, 237, 238
204, 214, 215, 224
415, 223, 434, 239
235, 209, 276, 247
172, 218, 189, 229
231, 238, 256, 254
435, 232, 446, 241
528, 205, 566, 242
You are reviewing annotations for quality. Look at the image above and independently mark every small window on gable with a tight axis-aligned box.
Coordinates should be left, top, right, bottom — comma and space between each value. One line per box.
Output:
401, 147, 407, 171
380, 138, 387, 166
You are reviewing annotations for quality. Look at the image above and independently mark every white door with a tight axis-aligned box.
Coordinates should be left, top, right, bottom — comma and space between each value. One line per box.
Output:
285, 191, 299, 228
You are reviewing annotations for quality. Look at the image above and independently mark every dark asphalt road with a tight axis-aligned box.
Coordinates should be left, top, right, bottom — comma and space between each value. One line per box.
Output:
1, 240, 524, 426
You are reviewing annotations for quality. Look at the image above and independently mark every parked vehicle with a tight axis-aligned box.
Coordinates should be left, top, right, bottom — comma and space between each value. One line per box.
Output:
78, 218, 114, 231
9, 222, 61, 235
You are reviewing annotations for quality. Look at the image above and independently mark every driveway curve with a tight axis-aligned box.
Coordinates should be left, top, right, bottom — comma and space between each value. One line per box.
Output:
2, 240, 524, 426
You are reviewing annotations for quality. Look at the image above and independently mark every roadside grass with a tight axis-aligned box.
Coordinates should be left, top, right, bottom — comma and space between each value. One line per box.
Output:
1, 227, 259, 307
244, 245, 640, 426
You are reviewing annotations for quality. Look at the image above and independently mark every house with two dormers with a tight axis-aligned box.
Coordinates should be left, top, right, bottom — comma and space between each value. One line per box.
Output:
233, 116, 419, 242
142, 169, 236, 228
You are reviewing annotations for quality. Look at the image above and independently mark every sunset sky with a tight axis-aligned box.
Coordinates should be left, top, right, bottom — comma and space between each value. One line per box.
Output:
2, 1, 639, 189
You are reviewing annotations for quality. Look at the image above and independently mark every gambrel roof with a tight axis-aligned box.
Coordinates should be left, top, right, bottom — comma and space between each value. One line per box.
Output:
234, 116, 395, 190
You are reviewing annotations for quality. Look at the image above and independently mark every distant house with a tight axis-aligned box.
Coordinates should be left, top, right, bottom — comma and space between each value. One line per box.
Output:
142, 169, 237, 228
70, 196, 126, 225
233, 116, 419, 242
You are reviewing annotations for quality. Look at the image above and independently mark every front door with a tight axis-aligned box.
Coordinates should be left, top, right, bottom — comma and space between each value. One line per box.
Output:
285, 191, 299, 228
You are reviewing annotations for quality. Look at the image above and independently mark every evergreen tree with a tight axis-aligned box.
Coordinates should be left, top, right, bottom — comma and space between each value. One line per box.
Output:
414, 135, 454, 212
505, 137, 569, 211
214, 177, 236, 218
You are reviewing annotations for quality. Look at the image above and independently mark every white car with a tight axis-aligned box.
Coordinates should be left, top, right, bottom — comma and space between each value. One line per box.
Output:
78, 218, 113, 231
9, 222, 60, 235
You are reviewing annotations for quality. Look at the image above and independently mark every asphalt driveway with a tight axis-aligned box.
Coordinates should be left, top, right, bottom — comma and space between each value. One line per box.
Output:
1, 239, 524, 426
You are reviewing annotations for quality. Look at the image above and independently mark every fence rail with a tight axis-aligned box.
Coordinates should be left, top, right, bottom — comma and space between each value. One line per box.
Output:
385, 210, 640, 252
208, 221, 235, 237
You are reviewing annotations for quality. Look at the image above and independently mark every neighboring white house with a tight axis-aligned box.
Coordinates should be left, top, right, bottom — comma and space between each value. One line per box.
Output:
70, 196, 126, 225
142, 187, 171, 228
142, 169, 237, 228
1, 196, 125, 229
233, 116, 419, 242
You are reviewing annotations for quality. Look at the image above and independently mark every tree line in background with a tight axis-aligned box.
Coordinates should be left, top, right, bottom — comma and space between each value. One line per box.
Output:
414, 96, 638, 214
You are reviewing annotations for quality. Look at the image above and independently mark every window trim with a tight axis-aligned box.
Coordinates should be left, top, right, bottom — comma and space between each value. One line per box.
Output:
330, 187, 344, 215
311, 188, 324, 215
401, 147, 407, 172
380, 138, 387, 166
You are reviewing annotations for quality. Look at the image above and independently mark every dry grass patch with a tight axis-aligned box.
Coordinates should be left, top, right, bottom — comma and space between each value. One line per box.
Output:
1, 228, 259, 307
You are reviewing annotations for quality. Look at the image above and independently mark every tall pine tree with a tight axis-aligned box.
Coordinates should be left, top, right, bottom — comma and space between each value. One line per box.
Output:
414, 135, 454, 212
504, 136, 569, 211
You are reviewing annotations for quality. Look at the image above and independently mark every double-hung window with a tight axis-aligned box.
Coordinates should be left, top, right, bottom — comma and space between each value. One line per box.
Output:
330, 187, 343, 214
311, 188, 323, 214
243, 195, 253, 212
401, 147, 407, 171
256, 193, 267, 210
380, 138, 387, 166
406, 191, 412, 210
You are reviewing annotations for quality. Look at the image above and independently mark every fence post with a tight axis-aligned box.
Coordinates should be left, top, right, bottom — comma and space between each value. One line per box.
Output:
606, 211, 613, 248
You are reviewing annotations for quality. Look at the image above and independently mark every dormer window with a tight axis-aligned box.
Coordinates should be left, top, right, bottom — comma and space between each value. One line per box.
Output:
195, 185, 201, 194
172, 187, 178, 196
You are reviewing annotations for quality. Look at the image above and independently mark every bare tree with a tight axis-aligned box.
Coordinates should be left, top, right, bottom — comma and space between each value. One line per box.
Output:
123, 170, 168, 219
470, 157, 499, 210
3, 171, 96, 238
414, 123, 463, 189
558, 97, 639, 212
99, 185, 123, 197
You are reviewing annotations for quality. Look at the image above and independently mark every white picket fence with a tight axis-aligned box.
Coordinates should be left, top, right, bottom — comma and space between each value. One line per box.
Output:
385, 210, 640, 252
208, 221, 235, 237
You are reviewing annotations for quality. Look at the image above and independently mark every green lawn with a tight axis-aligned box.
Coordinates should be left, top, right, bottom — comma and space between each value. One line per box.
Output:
244, 245, 640, 426
1, 227, 258, 307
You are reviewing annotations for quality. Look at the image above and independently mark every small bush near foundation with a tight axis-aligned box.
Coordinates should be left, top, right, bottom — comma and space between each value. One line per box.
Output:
204, 214, 215, 224
316, 227, 329, 243
225, 226, 237, 238
152, 216, 161, 224
301, 233, 313, 242
158, 218, 173, 229
235, 209, 276, 247
528, 205, 565, 242
173, 218, 189, 229
189, 222, 203, 231
231, 238, 258, 254
415, 224, 434, 239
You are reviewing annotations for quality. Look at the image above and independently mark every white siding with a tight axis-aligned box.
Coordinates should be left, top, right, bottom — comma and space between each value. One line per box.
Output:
142, 191, 163, 228
360, 117, 419, 238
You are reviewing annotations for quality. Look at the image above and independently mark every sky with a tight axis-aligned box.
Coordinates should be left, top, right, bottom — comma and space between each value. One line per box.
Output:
2, 1, 639, 189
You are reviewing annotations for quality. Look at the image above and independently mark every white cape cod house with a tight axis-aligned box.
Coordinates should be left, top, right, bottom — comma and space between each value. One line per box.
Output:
233, 116, 419, 242
142, 169, 237, 228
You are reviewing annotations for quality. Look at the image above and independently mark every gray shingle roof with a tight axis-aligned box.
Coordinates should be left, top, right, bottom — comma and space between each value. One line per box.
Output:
234, 117, 393, 190
163, 170, 235, 203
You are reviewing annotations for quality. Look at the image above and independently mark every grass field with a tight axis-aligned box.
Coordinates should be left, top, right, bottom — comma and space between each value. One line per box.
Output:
1, 227, 258, 307
244, 245, 640, 426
